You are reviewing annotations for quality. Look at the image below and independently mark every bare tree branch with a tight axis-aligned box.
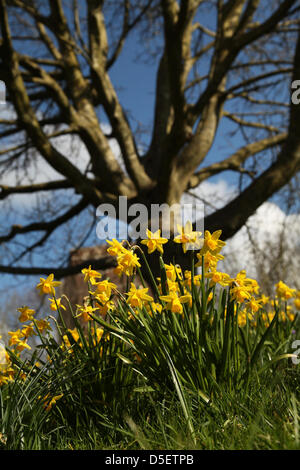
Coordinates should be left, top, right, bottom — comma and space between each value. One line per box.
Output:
188, 132, 287, 189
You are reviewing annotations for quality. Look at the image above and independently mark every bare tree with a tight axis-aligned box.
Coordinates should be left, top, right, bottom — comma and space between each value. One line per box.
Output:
0, 0, 300, 281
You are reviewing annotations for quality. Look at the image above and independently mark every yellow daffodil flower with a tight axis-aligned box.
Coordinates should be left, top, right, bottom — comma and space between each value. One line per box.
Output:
174, 221, 202, 253
206, 270, 231, 287
17, 306, 35, 323
230, 285, 251, 304
14, 340, 31, 352
48, 297, 66, 311
199, 230, 226, 256
106, 239, 126, 257
8, 329, 24, 346
195, 251, 224, 271
183, 270, 202, 288
294, 294, 300, 310
275, 281, 295, 300
81, 265, 102, 284
21, 324, 37, 339
246, 297, 262, 314
141, 229, 168, 254
93, 279, 117, 298
126, 283, 153, 309
94, 298, 115, 316
160, 291, 191, 314
35, 319, 51, 334
164, 263, 183, 282
36, 274, 61, 296
76, 305, 99, 322
115, 249, 141, 276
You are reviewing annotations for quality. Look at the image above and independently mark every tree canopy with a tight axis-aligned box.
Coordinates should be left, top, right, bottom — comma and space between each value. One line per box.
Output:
0, 0, 300, 278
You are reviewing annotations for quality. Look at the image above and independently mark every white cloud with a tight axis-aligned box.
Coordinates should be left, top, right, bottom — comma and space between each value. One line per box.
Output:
222, 202, 300, 288
1, 122, 125, 209
2, 122, 123, 185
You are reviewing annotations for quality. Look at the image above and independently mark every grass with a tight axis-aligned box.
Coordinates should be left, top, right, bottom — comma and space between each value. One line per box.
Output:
1, 364, 298, 450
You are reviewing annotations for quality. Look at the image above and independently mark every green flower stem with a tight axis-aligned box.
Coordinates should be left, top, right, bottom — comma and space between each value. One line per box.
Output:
135, 246, 161, 299
53, 294, 68, 332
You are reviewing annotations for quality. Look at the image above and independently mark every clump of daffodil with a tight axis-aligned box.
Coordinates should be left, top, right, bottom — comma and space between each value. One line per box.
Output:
141, 228, 168, 254
3, 224, 299, 400
116, 249, 141, 277
173, 221, 202, 253
36, 274, 61, 296
87, 279, 117, 316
